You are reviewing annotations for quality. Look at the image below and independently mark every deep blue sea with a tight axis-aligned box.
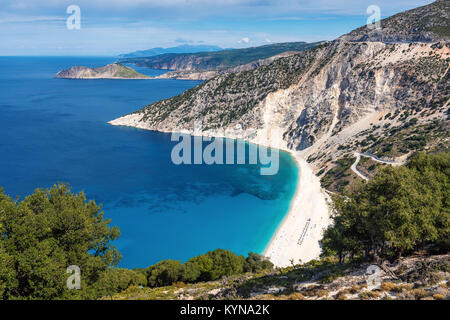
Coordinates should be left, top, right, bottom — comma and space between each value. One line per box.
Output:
0, 57, 298, 268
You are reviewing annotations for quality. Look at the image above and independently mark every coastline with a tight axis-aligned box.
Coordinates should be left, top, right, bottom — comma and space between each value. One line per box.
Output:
263, 149, 332, 267
108, 115, 332, 267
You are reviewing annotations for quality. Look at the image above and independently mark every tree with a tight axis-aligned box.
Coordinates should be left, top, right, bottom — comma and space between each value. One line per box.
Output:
0, 184, 121, 299
322, 153, 449, 263
243, 252, 273, 273
146, 260, 183, 287
204, 249, 245, 281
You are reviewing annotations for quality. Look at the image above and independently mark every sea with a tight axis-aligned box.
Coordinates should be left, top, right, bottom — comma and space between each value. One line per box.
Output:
0, 56, 298, 268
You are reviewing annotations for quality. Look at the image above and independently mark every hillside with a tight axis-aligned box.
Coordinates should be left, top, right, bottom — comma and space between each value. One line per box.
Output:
108, 253, 449, 300
55, 63, 150, 79
119, 42, 321, 73
341, 0, 450, 42
152, 51, 300, 80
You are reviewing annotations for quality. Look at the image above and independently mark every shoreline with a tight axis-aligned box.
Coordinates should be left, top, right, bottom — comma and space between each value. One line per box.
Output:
108, 116, 332, 267
262, 149, 332, 267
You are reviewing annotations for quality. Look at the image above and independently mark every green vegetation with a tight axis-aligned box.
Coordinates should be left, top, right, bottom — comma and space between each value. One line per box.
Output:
320, 155, 357, 192
0, 184, 121, 299
144, 249, 273, 288
322, 153, 449, 263
356, 156, 386, 179
113, 64, 149, 78
365, 120, 450, 158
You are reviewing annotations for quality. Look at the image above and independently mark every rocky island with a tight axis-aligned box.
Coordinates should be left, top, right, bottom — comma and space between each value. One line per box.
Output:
55, 63, 150, 79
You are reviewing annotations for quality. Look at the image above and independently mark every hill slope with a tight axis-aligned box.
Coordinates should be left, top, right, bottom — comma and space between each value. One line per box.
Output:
108, 254, 449, 300
341, 0, 450, 42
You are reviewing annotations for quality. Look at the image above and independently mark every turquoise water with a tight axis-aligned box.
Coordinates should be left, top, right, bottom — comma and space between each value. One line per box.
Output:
0, 57, 298, 268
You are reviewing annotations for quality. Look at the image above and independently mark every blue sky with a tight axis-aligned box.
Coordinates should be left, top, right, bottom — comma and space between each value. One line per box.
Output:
0, 0, 435, 56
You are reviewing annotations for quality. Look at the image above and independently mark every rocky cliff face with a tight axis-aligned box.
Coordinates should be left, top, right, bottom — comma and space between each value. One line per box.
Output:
110, 40, 449, 170
56, 63, 149, 79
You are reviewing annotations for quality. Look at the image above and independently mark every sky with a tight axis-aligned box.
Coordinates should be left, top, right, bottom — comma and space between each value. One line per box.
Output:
0, 0, 435, 56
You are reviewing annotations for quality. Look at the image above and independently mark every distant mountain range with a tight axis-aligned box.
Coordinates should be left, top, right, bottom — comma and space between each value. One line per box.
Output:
119, 42, 322, 76
118, 44, 223, 59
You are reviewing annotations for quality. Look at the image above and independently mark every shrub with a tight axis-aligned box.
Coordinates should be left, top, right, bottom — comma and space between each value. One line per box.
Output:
381, 282, 398, 292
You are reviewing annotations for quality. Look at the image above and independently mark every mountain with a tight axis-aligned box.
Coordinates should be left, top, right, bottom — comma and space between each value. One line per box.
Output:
110, 1, 449, 191
117, 44, 223, 59
119, 42, 322, 73
341, 0, 450, 42
55, 63, 149, 79
151, 51, 301, 80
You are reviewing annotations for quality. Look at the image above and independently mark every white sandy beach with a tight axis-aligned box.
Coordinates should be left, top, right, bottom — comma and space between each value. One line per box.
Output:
263, 150, 332, 267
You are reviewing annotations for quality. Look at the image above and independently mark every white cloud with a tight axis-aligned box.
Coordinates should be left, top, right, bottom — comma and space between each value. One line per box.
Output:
238, 37, 250, 44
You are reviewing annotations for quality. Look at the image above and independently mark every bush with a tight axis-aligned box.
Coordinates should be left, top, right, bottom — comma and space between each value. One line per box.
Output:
244, 252, 274, 273
381, 282, 397, 292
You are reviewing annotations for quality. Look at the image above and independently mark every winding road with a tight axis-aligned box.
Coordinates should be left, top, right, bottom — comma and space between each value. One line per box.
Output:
351, 152, 406, 181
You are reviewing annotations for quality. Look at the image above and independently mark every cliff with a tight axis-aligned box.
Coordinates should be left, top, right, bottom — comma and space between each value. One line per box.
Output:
55, 63, 149, 79
110, 40, 449, 172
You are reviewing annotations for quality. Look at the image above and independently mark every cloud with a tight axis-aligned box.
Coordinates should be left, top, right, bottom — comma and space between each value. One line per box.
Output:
0, 13, 64, 24
2, 0, 435, 18
0, 0, 435, 55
